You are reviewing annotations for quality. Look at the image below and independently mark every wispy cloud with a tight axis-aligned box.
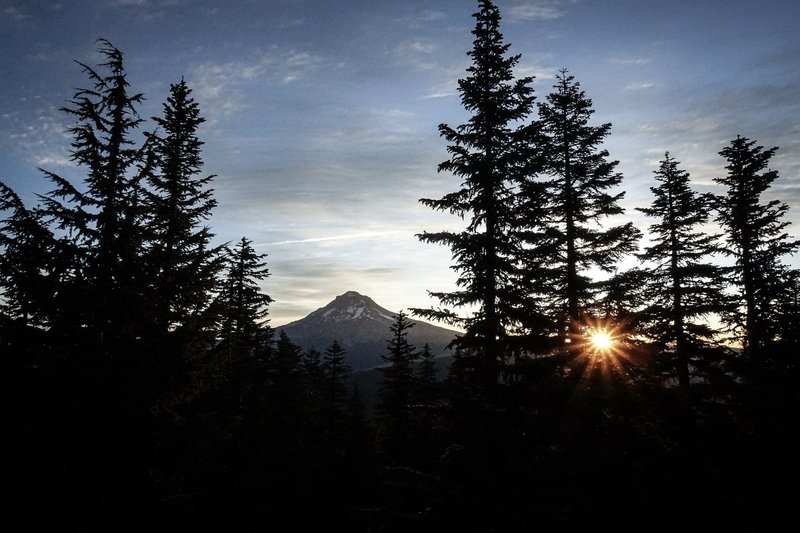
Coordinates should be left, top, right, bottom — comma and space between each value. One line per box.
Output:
3, 5, 30, 21
508, 1, 567, 22
415, 9, 447, 23
626, 81, 658, 90
5, 106, 73, 168
610, 57, 651, 66
34, 153, 72, 167
100, 0, 149, 6
517, 64, 556, 81
402, 8, 448, 30
636, 115, 723, 136
394, 39, 439, 71
307, 106, 421, 151
282, 50, 320, 83
423, 88, 457, 100
189, 48, 323, 122
262, 230, 404, 247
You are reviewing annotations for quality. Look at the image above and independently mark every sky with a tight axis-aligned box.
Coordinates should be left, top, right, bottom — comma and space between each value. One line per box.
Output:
1, 0, 799, 327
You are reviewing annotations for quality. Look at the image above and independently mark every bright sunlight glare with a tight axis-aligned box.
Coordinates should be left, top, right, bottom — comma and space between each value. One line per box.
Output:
590, 330, 614, 351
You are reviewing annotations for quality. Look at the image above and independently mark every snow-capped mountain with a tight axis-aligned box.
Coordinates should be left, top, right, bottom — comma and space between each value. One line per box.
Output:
276, 291, 457, 370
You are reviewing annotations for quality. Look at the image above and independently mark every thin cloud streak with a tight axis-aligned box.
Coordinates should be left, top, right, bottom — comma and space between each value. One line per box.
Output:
508, 1, 567, 21
610, 57, 651, 66
262, 230, 406, 247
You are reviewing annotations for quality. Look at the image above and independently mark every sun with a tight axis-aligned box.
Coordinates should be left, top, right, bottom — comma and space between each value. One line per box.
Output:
589, 330, 614, 351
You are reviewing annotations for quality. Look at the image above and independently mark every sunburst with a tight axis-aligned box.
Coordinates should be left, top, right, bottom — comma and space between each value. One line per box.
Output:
589, 330, 614, 351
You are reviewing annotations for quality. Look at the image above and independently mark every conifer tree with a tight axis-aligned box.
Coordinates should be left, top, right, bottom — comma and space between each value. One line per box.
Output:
714, 136, 799, 359
145, 78, 223, 337
37, 39, 150, 353
413, 342, 441, 464
198, 238, 273, 510
0, 183, 55, 326
537, 69, 641, 343
269, 330, 304, 417
4, 40, 178, 515
214, 237, 273, 362
301, 346, 325, 412
637, 152, 727, 390
302, 347, 325, 388
414, 0, 540, 382
377, 312, 418, 462
320, 340, 352, 451
265, 331, 305, 458
416, 343, 438, 393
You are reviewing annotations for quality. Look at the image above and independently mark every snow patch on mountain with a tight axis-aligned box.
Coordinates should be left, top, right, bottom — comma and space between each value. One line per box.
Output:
314, 292, 387, 323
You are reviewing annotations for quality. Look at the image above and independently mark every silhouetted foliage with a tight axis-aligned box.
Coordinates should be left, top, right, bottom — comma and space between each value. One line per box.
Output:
714, 136, 799, 360
0, 183, 54, 326
145, 78, 223, 339
636, 152, 729, 391
413, 0, 544, 383
213, 237, 273, 362
37, 38, 150, 354
377, 311, 418, 463
320, 339, 353, 450
537, 69, 641, 342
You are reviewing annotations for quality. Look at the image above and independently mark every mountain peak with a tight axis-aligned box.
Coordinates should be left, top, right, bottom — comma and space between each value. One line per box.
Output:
333, 290, 373, 304
317, 291, 392, 323
277, 291, 457, 370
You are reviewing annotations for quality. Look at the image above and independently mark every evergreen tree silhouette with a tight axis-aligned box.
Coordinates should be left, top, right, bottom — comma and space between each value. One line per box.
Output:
414, 0, 541, 383
377, 311, 418, 463
714, 136, 799, 360
537, 69, 640, 344
145, 78, 223, 339
416, 342, 438, 394
37, 39, 151, 355
412, 342, 442, 468
637, 152, 728, 391
1, 39, 174, 523
214, 237, 273, 362
320, 340, 352, 452
0, 183, 55, 327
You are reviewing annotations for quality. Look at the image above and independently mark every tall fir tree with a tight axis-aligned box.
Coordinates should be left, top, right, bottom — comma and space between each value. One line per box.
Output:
714, 136, 799, 359
414, 0, 541, 382
37, 38, 150, 354
636, 152, 727, 390
537, 69, 641, 343
145, 78, 223, 339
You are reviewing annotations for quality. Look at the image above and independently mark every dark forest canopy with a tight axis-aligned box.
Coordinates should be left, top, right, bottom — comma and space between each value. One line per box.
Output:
1, 3, 798, 530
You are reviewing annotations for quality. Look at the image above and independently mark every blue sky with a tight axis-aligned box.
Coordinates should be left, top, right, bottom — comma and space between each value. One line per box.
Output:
1, 0, 799, 326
